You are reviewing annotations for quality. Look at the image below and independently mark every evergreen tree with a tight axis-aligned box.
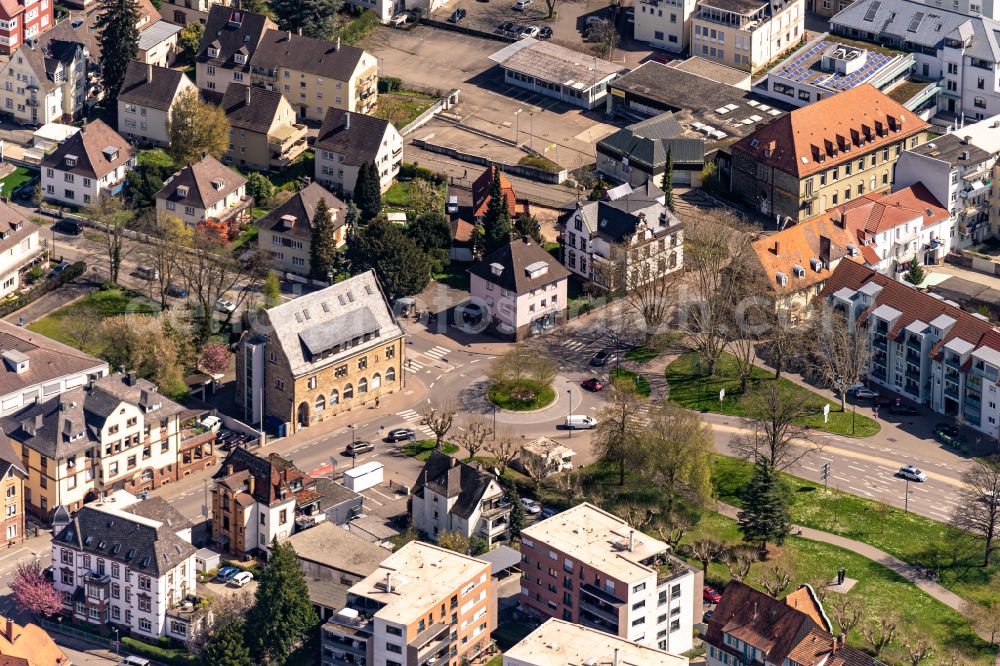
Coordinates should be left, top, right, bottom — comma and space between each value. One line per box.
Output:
408, 212, 452, 252
661, 145, 675, 213
355, 161, 382, 222
514, 213, 543, 244
202, 619, 252, 666
246, 541, 317, 664
270, 0, 341, 38
905, 260, 926, 287
309, 198, 339, 281
470, 224, 486, 260
95, 0, 140, 107
506, 486, 526, 539
483, 168, 513, 255
348, 218, 432, 298
246, 172, 275, 207
262, 271, 281, 309
737, 460, 791, 548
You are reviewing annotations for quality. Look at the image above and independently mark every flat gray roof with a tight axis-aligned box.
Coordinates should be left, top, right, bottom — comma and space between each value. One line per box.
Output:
490, 39, 624, 87
478, 545, 521, 575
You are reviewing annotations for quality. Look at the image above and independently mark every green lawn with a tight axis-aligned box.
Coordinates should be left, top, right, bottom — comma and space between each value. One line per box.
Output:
373, 93, 435, 129
488, 381, 556, 411
484, 655, 503, 666
666, 352, 880, 437
230, 225, 258, 252
267, 150, 314, 191
610, 367, 650, 397
624, 346, 662, 363
713, 456, 1000, 608
28, 288, 158, 355
137, 147, 175, 171
432, 261, 471, 290
680, 512, 995, 664
400, 439, 459, 461
0, 166, 34, 198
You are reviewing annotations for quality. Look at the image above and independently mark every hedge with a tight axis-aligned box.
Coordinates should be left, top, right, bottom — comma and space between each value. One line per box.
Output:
0, 261, 86, 318
121, 636, 198, 666
399, 163, 446, 185
378, 77, 402, 94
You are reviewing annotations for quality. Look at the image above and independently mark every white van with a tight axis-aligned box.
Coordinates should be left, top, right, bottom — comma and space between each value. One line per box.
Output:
447, 196, 459, 214
201, 415, 222, 432
120, 657, 151, 666
565, 415, 597, 429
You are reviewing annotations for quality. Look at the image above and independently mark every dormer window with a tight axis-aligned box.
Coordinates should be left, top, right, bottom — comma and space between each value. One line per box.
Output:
64, 154, 77, 167
208, 47, 218, 58
102, 146, 119, 162
234, 53, 246, 64
490, 262, 504, 277
212, 178, 225, 190
176, 185, 189, 197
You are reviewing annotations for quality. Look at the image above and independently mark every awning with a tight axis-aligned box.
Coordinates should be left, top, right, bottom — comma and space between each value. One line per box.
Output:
478, 545, 521, 576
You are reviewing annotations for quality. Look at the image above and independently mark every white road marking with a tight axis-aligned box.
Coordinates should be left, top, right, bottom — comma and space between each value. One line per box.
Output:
369, 487, 395, 501
425, 346, 451, 360
362, 493, 384, 506
406, 360, 425, 371
561, 340, 586, 351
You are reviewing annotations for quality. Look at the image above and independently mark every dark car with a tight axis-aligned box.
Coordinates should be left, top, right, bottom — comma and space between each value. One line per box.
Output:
166, 282, 188, 298
53, 219, 84, 235
874, 395, 895, 408
448, 8, 466, 22
582, 378, 605, 392
589, 349, 612, 367
890, 403, 918, 415
703, 609, 715, 623
50, 261, 70, 276
538, 26, 553, 38
386, 428, 416, 442
497, 20, 514, 32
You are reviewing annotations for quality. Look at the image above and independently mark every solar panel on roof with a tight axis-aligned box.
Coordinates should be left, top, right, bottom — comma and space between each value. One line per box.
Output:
908, 11, 925, 32
864, 0, 881, 21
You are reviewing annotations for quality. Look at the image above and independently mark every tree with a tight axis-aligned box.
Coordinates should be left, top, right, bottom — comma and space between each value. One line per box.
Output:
470, 224, 486, 260
726, 283, 772, 393
506, 486, 526, 539
905, 260, 926, 287
188, 591, 254, 656
829, 593, 865, 634
469, 535, 489, 556
755, 553, 795, 597
951, 455, 1000, 566
483, 168, 513, 254
270, 0, 341, 38
87, 195, 134, 284
737, 459, 791, 549
661, 145, 675, 213
486, 432, 518, 476
309, 198, 340, 281
354, 161, 382, 222
246, 172, 275, 208
62, 311, 102, 353
901, 633, 935, 666
514, 213, 543, 244
593, 383, 644, 485
623, 252, 679, 345
422, 401, 456, 448
543, 0, 558, 17
436, 530, 471, 554
138, 214, 191, 308
731, 382, 820, 471
588, 20, 619, 59
812, 302, 872, 414
98, 314, 188, 394
964, 601, 1000, 646
689, 538, 725, 574
347, 219, 431, 299
640, 401, 714, 517
9, 559, 61, 617
245, 540, 316, 663
489, 346, 557, 390
454, 415, 492, 459
522, 452, 553, 491
720, 544, 756, 582
168, 88, 231, 166
263, 271, 281, 309
122, 164, 167, 211
239, 0, 275, 16
95, 0, 140, 105
178, 21, 204, 61
862, 613, 899, 657
201, 619, 253, 666
199, 342, 230, 375
408, 212, 452, 252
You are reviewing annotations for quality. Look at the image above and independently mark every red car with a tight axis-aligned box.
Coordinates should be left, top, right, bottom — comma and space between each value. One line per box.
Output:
703, 586, 722, 604
582, 378, 605, 392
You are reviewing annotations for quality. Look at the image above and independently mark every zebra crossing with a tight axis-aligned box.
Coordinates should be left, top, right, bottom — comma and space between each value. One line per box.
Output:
396, 409, 436, 438
425, 346, 451, 361
404, 346, 453, 373
561, 339, 588, 352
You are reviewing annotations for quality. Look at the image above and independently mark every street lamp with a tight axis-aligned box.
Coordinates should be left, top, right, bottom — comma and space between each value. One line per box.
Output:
113, 627, 120, 662
904, 477, 910, 513
514, 109, 522, 146
350, 424, 357, 468
492, 404, 497, 440
566, 389, 572, 439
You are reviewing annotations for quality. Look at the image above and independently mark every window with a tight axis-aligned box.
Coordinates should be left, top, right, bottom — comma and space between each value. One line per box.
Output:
386, 643, 402, 654
139, 618, 152, 633
279, 509, 287, 525
138, 595, 151, 612
138, 576, 151, 591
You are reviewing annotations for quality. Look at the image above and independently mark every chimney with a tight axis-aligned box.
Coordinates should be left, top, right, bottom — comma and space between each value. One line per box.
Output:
248, 475, 255, 496
614, 647, 620, 666
297, 27, 303, 36
752, 602, 758, 620
773, 240, 780, 256
34, 414, 43, 430
385, 572, 393, 593
224, 464, 234, 476
146, 63, 152, 84
245, 85, 251, 106
450, 456, 457, 468
2, 618, 11, 641
287, 30, 291, 40
628, 529, 635, 552
335, 36, 341, 51
126, 371, 136, 386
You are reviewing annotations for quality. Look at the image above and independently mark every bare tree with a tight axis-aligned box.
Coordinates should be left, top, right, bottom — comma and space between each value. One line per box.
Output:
720, 544, 757, 582
951, 455, 1000, 566
641, 401, 714, 516
690, 538, 726, 574
137, 214, 192, 309
485, 431, 518, 476
489, 346, 556, 387
902, 633, 935, 666
422, 401, 457, 449
963, 601, 1000, 646
543, 0, 558, 18
731, 382, 821, 471
554, 470, 584, 505
829, 594, 865, 635
806, 578, 831, 603
87, 195, 135, 284
62, 311, 101, 352
812, 302, 872, 413
594, 383, 645, 484
765, 308, 802, 380
874, 499, 893, 535
521, 452, 555, 492
587, 20, 619, 59
755, 553, 794, 597
649, 511, 691, 549
187, 590, 254, 655
616, 502, 657, 531
726, 280, 773, 393
623, 256, 679, 345
862, 613, 899, 657
454, 415, 493, 459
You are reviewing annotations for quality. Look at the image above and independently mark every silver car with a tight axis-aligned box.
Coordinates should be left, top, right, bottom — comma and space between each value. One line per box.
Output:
897, 466, 927, 482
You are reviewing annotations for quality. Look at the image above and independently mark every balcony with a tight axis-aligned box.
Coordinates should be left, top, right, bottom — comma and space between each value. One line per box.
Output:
408, 622, 451, 666
874, 336, 887, 352
872, 367, 887, 381
965, 393, 982, 410
579, 596, 620, 625
268, 124, 308, 168
481, 499, 511, 520
945, 355, 962, 370
906, 350, 921, 364
209, 195, 255, 227
905, 367, 922, 382
580, 582, 624, 607
84, 573, 110, 601
944, 385, 959, 400
480, 516, 508, 539
906, 337, 922, 352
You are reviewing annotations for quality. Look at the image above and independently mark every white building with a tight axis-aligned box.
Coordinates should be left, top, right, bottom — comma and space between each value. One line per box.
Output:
0, 201, 42, 299
634, 0, 698, 53
519, 503, 700, 654
40, 119, 136, 207
4, 39, 87, 125
314, 108, 402, 197
505, 618, 688, 666
51, 492, 198, 639
117, 61, 195, 147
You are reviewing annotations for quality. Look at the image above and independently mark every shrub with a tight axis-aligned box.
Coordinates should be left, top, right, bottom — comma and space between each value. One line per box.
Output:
399, 163, 446, 185
518, 154, 561, 174
121, 636, 198, 666
378, 77, 402, 93
337, 9, 380, 45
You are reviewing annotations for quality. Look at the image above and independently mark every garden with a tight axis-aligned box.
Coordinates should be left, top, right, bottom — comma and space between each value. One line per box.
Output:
487, 347, 557, 411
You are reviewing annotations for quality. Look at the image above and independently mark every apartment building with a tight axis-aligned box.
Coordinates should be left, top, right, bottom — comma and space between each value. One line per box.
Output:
0, 440, 26, 547
235, 271, 404, 433
894, 116, 1000, 249
0, 0, 54, 55
195, 6, 276, 102
822, 259, 1000, 435
117, 61, 195, 147
255, 181, 346, 277
3, 372, 188, 521
3, 39, 86, 125
40, 120, 136, 207
811, 0, 854, 17
0, 201, 40, 300
519, 503, 700, 654
321, 541, 495, 666
634, 0, 698, 53
250, 30, 378, 119
0, 321, 108, 417
505, 618, 687, 666
830, 0, 1000, 120
154, 155, 252, 233
468, 237, 570, 340
690, 0, 804, 72
411, 451, 511, 546
730, 85, 929, 224
51, 493, 197, 639
563, 181, 683, 291
315, 109, 402, 197
221, 83, 307, 171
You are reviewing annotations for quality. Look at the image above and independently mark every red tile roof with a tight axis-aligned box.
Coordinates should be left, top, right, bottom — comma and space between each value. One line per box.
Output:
836, 183, 948, 239
732, 85, 929, 178
472, 165, 517, 218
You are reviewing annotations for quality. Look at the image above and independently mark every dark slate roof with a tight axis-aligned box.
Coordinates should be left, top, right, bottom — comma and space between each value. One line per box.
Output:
467, 237, 569, 295
0, 436, 25, 479
155, 155, 246, 210
127, 496, 193, 531
315, 108, 394, 167
196, 5, 274, 70
597, 113, 706, 169
117, 60, 189, 112
214, 448, 313, 507
221, 83, 284, 134
53, 502, 195, 577
255, 181, 345, 241
412, 450, 497, 520
253, 29, 366, 81
40, 120, 134, 180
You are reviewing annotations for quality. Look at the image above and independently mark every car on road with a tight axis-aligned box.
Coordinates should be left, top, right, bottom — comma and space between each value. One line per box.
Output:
897, 465, 927, 482
229, 571, 254, 587
589, 349, 612, 366
215, 297, 236, 314
538, 26, 553, 38
582, 377, 605, 392
513, 0, 532, 9
386, 428, 416, 442
347, 440, 374, 456
520, 498, 542, 514
166, 282, 188, 298
852, 387, 879, 400
703, 586, 722, 603
890, 402, 918, 415
565, 415, 597, 429
497, 20, 514, 32
448, 7, 466, 22
215, 566, 241, 582
53, 219, 83, 235
519, 26, 540, 38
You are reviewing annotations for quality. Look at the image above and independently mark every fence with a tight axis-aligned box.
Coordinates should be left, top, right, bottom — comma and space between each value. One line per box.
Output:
411, 138, 568, 184
0, 261, 86, 318
947, 248, 1000, 277
39, 618, 114, 649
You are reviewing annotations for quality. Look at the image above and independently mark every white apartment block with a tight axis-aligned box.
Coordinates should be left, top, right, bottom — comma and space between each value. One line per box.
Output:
40, 120, 135, 208
0, 202, 41, 300
690, 0, 803, 72
634, 0, 698, 53
505, 618, 688, 666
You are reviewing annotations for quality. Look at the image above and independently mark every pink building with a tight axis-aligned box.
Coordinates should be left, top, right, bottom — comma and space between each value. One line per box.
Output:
466, 237, 569, 341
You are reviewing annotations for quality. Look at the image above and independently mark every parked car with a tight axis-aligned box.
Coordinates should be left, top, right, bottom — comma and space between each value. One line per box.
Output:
447, 195, 459, 213
874, 395, 895, 408
585, 14, 608, 25
520, 498, 542, 514
652, 53, 671, 64
214, 566, 241, 582
347, 440, 374, 456
513, 0, 532, 10
229, 571, 254, 588
120, 657, 152, 666
50, 261, 70, 276
538, 26, 553, 38
497, 20, 514, 32
386, 428, 416, 442
853, 387, 880, 400
897, 466, 927, 482
136, 265, 159, 280
201, 415, 222, 432
589, 349, 612, 366
166, 282, 188, 298
215, 297, 236, 314
53, 219, 84, 235
540, 507, 558, 519
519, 26, 540, 38
448, 7, 466, 22
565, 415, 597, 429
582, 377, 605, 392
703, 586, 722, 603
703, 609, 715, 623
